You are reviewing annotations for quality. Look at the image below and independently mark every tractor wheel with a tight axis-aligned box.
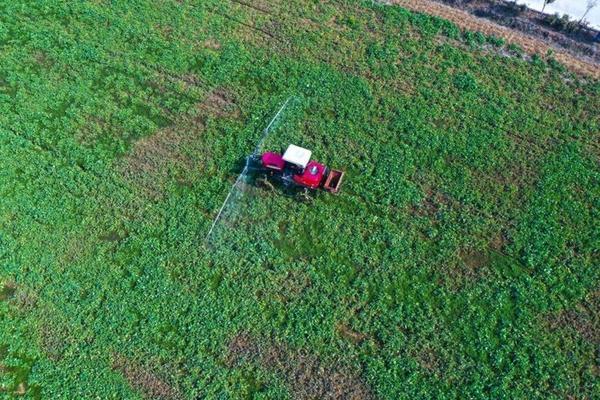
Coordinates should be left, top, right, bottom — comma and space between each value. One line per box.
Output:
258, 175, 275, 191
298, 188, 314, 203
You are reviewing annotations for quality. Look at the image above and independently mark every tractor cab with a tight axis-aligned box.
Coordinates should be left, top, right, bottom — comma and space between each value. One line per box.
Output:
282, 144, 312, 171
281, 145, 326, 189
259, 144, 343, 193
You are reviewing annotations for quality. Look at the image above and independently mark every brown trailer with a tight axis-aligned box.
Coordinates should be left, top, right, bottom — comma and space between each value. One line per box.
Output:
323, 169, 345, 193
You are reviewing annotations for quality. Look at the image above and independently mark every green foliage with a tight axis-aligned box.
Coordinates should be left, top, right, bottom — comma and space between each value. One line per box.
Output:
0, 0, 598, 399
545, 12, 583, 33
486, 35, 505, 47
507, 43, 524, 56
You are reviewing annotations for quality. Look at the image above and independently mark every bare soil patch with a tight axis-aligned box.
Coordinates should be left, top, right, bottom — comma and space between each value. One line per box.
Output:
546, 290, 599, 344
272, 269, 312, 303
227, 333, 373, 400
442, 248, 490, 287
112, 354, 181, 400
119, 87, 238, 197
120, 127, 193, 198
0, 281, 17, 302
32, 51, 53, 68
411, 185, 450, 220
125, 129, 189, 177
489, 232, 507, 251
336, 323, 368, 345
388, 0, 600, 79
202, 38, 221, 50
39, 324, 68, 361
197, 88, 239, 118
460, 249, 490, 271
412, 345, 443, 376
1, 282, 37, 312
11, 288, 37, 313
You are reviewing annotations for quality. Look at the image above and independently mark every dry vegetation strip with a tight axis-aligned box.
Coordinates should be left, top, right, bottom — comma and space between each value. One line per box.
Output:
112, 354, 181, 400
546, 291, 599, 344
389, 0, 600, 79
119, 87, 238, 198
227, 333, 373, 400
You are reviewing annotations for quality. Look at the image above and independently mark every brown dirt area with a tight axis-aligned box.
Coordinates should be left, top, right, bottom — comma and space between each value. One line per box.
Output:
0, 281, 17, 301
227, 333, 373, 400
112, 354, 181, 400
1, 281, 37, 312
412, 345, 443, 376
451, 231, 510, 283
119, 87, 239, 198
197, 88, 240, 118
336, 323, 368, 345
119, 126, 195, 198
202, 38, 221, 50
411, 185, 449, 220
546, 290, 599, 344
39, 324, 68, 362
389, 0, 600, 79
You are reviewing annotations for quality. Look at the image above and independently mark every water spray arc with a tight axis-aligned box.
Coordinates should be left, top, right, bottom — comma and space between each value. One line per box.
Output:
204, 96, 295, 241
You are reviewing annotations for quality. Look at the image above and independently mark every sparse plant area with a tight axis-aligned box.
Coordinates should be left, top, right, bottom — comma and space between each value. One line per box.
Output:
0, 0, 598, 399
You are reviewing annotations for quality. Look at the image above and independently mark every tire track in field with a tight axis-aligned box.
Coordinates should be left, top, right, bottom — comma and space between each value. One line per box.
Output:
387, 0, 600, 79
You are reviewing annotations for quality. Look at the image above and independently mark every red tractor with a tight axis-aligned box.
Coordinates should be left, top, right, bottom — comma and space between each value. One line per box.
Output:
254, 144, 345, 193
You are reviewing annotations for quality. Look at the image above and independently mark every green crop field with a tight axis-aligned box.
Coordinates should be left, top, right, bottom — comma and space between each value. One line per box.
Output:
1, 0, 598, 398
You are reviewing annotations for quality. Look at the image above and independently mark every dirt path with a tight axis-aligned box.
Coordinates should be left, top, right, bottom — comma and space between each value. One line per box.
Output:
388, 0, 600, 79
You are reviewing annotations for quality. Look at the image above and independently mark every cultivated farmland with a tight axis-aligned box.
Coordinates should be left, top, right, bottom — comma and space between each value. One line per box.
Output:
0, 0, 599, 399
